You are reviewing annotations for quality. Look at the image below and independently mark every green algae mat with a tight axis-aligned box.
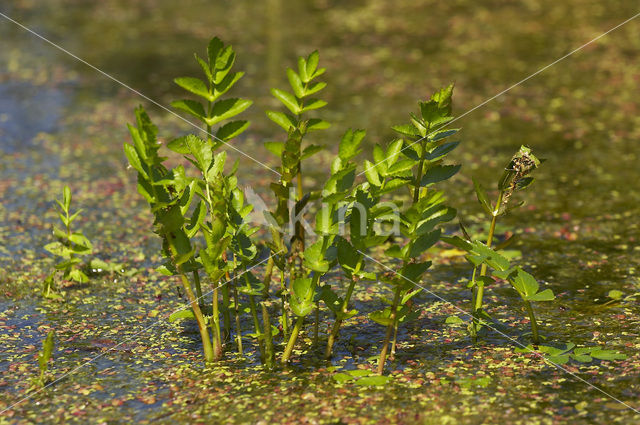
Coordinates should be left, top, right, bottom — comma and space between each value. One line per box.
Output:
1, 1, 640, 424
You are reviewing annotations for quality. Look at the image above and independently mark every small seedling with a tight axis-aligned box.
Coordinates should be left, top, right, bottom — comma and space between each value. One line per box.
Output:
444, 146, 552, 344
31, 330, 55, 389
43, 185, 93, 299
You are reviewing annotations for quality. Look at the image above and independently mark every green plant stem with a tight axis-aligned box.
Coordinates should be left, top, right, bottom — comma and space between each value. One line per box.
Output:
390, 321, 399, 358
232, 283, 243, 355
280, 268, 289, 338
378, 285, 402, 375
325, 274, 359, 359
262, 256, 275, 298
222, 281, 231, 342
261, 302, 275, 368
248, 294, 266, 361
282, 315, 304, 364
282, 272, 321, 363
524, 300, 540, 346
412, 125, 431, 203
193, 271, 203, 308
313, 305, 320, 346
473, 192, 502, 334
178, 271, 214, 362
211, 284, 223, 360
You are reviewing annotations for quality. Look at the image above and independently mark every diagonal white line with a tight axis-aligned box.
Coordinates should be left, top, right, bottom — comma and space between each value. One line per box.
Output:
357, 10, 640, 178
0, 251, 281, 415
0, 11, 281, 177
359, 250, 640, 415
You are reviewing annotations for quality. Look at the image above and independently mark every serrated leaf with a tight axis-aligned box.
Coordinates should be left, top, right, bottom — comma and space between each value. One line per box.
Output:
174, 77, 212, 101
338, 129, 365, 161
208, 98, 252, 126
216, 120, 250, 141
363, 160, 381, 186
171, 99, 206, 121
271, 88, 301, 115
420, 164, 461, 186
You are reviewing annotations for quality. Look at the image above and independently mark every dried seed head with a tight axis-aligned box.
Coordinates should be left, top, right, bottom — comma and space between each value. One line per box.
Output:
499, 146, 540, 211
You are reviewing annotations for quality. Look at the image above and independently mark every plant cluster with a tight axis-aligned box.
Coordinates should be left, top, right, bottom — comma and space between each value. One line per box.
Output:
42, 186, 93, 299
117, 37, 627, 374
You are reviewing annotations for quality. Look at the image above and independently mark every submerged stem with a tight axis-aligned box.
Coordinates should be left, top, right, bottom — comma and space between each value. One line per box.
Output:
524, 300, 540, 346
178, 271, 214, 362
325, 273, 359, 359
378, 286, 402, 375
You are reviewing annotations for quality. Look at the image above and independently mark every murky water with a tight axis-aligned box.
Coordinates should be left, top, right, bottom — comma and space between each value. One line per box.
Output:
1, 0, 639, 423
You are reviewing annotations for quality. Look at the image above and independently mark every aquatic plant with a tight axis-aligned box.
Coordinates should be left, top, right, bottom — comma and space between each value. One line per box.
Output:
31, 330, 54, 389
281, 128, 364, 363
443, 146, 552, 344
361, 85, 460, 374
43, 185, 93, 299
119, 36, 628, 375
263, 50, 330, 348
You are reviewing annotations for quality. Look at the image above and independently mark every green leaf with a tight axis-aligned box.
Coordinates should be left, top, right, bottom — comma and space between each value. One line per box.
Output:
207, 37, 224, 70
332, 372, 355, 383
297, 56, 308, 83
301, 144, 325, 160
607, 290, 624, 300
185, 134, 212, 173
264, 141, 285, 157
271, 88, 301, 115
355, 376, 391, 386
168, 309, 196, 323
174, 77, 212, 101
123, 143, 147, 178
420, 164, 461, 186
171, 99, 206, 121
286, 68, 304, 98
589, 349, 626, 361
303, 240, 330, 272
291, 277, 315, 317
194, 53, 212, 82
472, 177, 492, 215
39, 330, 55, 373
306, 118, 331, 132
338, 129, 365, 161
301, 99, 327, 113
337, 237, 361, 275
305, 51, 320, 79
391, 124, 419, 137
266, 110, 296, 132
216, 120, 250, 141
208, 98, 252, 126
408, 230, 441, 258
166, 136, 191, 154
527, 288, 555, 302
305, 82, 326, 96
446, 315, 464, 325
425, 140, 460, 161
369, 309, 395, 326
386, 159, 415, 175
68, 268, 89, 283
510, 268, 539, 298
363, 160, 382, 186
62, 186, 71, 211
213, 71, 245, 99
